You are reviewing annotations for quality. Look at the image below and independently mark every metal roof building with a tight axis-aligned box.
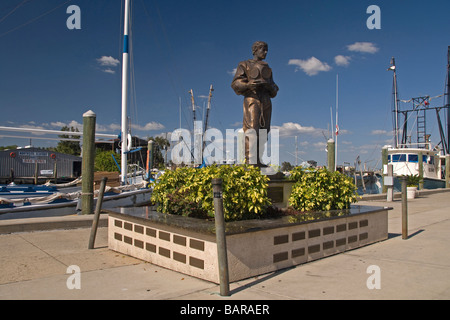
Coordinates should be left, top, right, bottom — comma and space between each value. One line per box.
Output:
0, 147, 81, 184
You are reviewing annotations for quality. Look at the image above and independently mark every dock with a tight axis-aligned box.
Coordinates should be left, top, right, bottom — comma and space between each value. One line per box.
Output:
0, 189, 449, 300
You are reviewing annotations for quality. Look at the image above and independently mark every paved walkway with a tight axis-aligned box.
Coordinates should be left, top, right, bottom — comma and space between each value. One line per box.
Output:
0, 190, 449, 300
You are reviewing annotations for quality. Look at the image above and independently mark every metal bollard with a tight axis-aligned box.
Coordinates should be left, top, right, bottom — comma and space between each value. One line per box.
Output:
401, 176, 408, 240
212, 178, 230, 296
88, 177, 108, 249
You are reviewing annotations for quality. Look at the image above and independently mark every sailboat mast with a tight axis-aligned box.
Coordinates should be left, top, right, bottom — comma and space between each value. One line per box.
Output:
204, 85, 213, 136
389, 57, 400, 149
190, 89, 196, 124
121, 0, 131, 185
446, 46, 450, 154
200, 85, 214, 159
335, 74, 338, 172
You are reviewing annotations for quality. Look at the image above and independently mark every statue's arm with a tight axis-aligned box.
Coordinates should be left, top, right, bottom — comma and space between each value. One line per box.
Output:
267, 81, 279, 98
231, 63, 249, 95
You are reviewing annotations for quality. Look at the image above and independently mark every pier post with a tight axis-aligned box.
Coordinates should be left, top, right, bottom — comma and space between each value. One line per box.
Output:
327, 139, 335, 172
386, 164, 394, 202
34, 161, 38, 185
381, 146, 389, 193
81, 110, 96, 215
212, 178, 230, 296
401, 176, 408, 239
88, 177, 107, 249
418, 152, 424, 190
446, 155, 450, 188
146, 140, 154, 180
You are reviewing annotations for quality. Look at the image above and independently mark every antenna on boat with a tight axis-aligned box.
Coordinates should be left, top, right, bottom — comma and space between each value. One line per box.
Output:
446, 45, 450, 154
190, 89, 196, 125
204, 85, 213, 135
335, 74, 338, 172
120, 0, 131, 185
388, 57, 400, 149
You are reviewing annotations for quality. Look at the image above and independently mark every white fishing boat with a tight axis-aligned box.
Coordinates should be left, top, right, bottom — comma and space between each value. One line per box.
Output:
384, 144, 446, 189
385, 49, 449, 190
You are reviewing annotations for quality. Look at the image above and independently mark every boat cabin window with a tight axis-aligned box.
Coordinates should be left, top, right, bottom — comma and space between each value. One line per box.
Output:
429, 156, 434, 165
392, 154, 406, 162
422, 155, 428, 163
408, 154, 418, 163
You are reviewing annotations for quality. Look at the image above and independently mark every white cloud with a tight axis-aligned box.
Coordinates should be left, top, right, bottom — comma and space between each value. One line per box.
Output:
347, 42, 379, 54
227, 68, 237, 76
19, 124, 47, 135
97, 56, 120, 67
131, 122, 165, 131
102, 68, 116, 74
96, 56, 120, 74
273, 122, 324, 137
288, 57, 332, 76
334, 55, 351, 66
50, 121, 67, 128
371, 129, 392, 135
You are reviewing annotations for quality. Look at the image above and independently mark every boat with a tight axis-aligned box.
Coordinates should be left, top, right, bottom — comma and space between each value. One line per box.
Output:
0, 181, 151, 220
384, 144, 446, 190
0, 0, 155, 219
384, 49, 449, 190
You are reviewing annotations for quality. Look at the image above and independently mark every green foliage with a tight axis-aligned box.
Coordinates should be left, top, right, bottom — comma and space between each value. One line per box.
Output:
148, 136, 170, 169
94, 150, 121, 172
288, 167, 359, 212
281, 161, 293, 172
0, 145, 18, 151
56, 126, 81, 156
150, 165, 271, 221
403, 174, 422, 187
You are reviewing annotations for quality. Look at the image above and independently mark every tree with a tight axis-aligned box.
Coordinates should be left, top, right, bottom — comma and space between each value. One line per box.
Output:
95, 150, 121, 172
281, 161, 293, 172
148, 136, 170, 169
56, 126, 81, 156
0, 145, 18, 151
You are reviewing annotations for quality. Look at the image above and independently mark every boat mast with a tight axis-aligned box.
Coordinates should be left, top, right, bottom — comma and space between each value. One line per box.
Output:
190, 89, 196, 124
335, 74, 338, 172
446, 46, 450, 154
121, 0, 131, 185
388, 57, 400, 148
204, 85, 213, 135
202, 85, 214, 151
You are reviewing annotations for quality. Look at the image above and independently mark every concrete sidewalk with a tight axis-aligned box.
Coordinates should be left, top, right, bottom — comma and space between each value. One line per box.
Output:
0, 191, 449, 300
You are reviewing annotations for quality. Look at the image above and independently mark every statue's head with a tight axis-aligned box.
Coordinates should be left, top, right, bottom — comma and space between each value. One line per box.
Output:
252, 41, 268, 61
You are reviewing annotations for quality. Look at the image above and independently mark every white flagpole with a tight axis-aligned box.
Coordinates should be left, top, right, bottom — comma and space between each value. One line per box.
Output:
121, 0, 131, 185
335, 74, 338, 172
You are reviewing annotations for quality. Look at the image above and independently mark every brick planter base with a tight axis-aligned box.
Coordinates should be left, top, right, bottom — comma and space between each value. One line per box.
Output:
107, 205, 389, 284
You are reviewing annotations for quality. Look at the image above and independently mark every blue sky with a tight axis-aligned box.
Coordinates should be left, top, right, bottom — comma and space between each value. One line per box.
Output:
1, 0, 449, 168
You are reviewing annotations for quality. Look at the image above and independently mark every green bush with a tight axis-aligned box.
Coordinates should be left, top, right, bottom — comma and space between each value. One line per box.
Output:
403, 174, 422, 187
94, 150, 121, 172
150, 165, 271, 221
288, 167, 359, 212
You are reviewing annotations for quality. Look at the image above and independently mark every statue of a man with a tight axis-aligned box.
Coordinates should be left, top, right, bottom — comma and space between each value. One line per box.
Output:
231, 41, 279, 166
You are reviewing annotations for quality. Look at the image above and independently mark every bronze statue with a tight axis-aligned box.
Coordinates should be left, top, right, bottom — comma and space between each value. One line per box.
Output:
231, 41, 279, 166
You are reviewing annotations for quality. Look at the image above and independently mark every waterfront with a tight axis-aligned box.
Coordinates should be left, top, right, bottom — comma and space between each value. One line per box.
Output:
0, 190, 449, 300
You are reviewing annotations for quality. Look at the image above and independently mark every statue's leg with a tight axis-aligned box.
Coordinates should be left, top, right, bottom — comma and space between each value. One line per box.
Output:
243, 98, 261, 165
257, 101, 272, 166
